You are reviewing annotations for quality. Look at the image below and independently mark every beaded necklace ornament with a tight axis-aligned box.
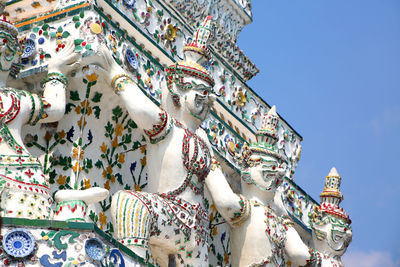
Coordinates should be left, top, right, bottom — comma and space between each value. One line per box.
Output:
157, 119, 211, 198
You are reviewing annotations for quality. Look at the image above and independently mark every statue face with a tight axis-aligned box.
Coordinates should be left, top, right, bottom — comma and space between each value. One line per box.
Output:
312, 215, 352, 256
0, 34, 18, 73
245, 154, 284, 192
181, 76, 215, 123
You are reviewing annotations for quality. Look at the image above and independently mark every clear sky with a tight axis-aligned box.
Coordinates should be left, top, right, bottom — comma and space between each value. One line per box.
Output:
237, 1, 400, 266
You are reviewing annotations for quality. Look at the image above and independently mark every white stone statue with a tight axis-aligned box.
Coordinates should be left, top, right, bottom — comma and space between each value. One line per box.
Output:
308, 168, 352, 267
0, 12, 82, 220
206, 106, 310, 266
92, 16, 228, 266
206, 106, 352, 267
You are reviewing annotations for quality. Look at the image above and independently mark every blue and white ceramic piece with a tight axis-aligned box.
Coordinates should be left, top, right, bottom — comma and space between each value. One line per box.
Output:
123, 0, 136, 8
22, 39, 36, 59
125, 48, 139, 70
2, 229, 36, 258
85, 238, 106, 261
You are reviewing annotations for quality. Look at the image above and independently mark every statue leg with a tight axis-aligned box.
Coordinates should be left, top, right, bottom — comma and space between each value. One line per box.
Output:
111, 190, 152, 259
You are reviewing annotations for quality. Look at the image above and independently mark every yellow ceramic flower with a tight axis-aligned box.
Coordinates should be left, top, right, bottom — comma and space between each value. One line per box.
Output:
84, 178, 91, 189
100, 142, 108, 154
106, 165, 113, 174
111, 136, 118, 148
212, 227, 218, 236
115, 123, 123, 137
166, 24, 176, 41
104, 180, 110, 190
72, 162, 82, 173
57, 130, 66, 139
56, 174, 66, 185
99, 212, 107, 229
140, 156, 147, 167
118, 153, 125, 164
86, 73, 99, 82
236, 91, 247, 107
72, 146, 84, 160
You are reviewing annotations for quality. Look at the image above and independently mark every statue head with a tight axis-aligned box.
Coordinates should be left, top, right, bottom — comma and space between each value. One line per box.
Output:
162, 16, 216, 128
239, 106, 285, 194
0, 4, 21, 78
308, 168, 352, 256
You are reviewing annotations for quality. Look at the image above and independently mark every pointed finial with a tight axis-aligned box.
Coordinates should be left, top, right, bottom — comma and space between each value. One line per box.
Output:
255, 105, 279, 145
318, 167, 350, 223
183, 16, 213, 64
268, 105, 277, 116
328, 167, 340, 178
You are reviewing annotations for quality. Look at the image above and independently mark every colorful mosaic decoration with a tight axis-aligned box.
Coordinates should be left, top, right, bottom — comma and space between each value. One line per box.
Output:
2, 229, 36, 258
0, 0, 353, 266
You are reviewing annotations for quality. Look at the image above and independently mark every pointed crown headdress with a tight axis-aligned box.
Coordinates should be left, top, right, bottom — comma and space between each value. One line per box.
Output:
310, 168, 351, 225
165, 16, 215, 106
238, 106, 284, 167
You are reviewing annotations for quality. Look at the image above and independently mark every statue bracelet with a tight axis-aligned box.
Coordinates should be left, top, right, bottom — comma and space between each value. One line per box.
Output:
111, 73, 135, 94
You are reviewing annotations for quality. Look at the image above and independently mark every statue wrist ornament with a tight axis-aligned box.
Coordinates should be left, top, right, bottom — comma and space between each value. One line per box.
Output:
211, 157, 221, 171
231, 194, 251, 226
41, 72, 68, 88
281, 215, 295, 229
111, 73, 134, 94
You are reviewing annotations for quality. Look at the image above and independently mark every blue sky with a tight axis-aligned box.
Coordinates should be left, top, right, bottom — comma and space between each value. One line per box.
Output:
237, 1, 400, 266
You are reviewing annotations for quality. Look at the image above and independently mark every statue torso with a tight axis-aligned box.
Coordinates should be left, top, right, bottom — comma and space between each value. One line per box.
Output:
146, 118, 211, 208
230, 200, 287, 267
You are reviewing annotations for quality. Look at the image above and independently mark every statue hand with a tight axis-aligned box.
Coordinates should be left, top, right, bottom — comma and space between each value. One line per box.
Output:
47, 40, 81, 75
96, 45, 126, 86
78, 44, 126, 87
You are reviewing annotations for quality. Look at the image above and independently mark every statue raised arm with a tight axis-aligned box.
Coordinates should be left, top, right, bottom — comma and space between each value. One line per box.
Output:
86, 16, 232, 266
0, 10, 82, 220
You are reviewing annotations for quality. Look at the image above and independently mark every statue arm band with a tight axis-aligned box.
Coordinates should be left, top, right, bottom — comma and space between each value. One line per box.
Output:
210, 157, 221, 171
41, 72, 68, 88
143, 110, 174, 144
111, 74, 135, 94
231, 194, 251, 226
281, 215, 295, 230
28, 94, 45, 126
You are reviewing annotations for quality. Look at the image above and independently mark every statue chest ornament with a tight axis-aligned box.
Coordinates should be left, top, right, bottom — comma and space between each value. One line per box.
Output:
0, 89, 52, 219
145, 110, 212, 198
250, 200, 287, 267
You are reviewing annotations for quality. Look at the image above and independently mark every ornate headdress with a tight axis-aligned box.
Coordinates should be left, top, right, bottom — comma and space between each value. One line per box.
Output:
310, 168, 351, 224
239, 106, 284, 167
165, 16, 215, 106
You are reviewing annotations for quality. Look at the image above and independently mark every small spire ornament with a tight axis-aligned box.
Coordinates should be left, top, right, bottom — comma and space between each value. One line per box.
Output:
318, 167, 350, 223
